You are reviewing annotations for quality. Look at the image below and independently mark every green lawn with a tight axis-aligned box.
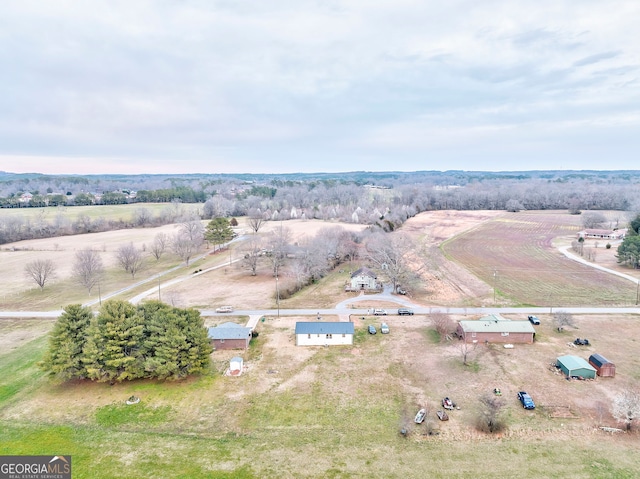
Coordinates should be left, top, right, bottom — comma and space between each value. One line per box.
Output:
1, 333, 639, 478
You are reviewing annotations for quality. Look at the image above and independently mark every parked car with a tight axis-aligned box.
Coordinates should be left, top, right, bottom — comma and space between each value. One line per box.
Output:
380, 322, 389, 334
373, 309, 387, 316
368, 324, 377, 334
517, 391, 535, 410
574, 337, 590, 346
528, 315, 540, 325
397, 308, 414, 316
216, 306, 234, 313
396, 287, 407, 295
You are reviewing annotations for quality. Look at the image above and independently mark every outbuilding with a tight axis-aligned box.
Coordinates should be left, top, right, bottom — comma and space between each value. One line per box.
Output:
295, 322, 354, 346
229, 356, 244, 376
589, 353, 616, 377
556, 355, 597, 379
456, 314, 536, 344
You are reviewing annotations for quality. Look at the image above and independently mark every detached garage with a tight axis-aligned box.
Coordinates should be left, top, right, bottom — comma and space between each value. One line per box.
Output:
556, 355, 597, 379
589, 353, 616, 377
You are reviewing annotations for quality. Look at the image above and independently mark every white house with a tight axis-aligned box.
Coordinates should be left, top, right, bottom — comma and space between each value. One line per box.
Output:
295, 322, 354, 346
348, 267, 378, 291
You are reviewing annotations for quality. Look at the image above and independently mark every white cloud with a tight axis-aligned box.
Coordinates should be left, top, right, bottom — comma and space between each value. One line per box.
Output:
0, 0, 639, 174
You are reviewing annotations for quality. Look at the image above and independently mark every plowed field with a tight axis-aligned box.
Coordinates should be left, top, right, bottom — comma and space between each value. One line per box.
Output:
442, 211, 638, 306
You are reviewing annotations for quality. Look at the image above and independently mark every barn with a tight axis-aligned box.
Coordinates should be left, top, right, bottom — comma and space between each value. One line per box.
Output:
456, 314, 536, 344
295, 322, 354, 346
556, 355, 597, 379
208, 322, 252, 350
589, 353, 616, 377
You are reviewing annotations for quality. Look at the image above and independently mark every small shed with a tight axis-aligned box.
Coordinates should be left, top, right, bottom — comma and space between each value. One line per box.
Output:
589, 353, 615, 377
556, 355, 597, 379
229, 357, 243, 376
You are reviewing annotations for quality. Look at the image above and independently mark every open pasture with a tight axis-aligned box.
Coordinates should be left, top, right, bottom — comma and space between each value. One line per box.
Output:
442, 211, 639, 307
2, 311, 640, 478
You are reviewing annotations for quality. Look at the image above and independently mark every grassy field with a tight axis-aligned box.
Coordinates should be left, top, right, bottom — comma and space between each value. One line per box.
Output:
3, 210, 640, 478
441, 211, 639, 307
0, 203, 202, 222
2, 314, 640, 478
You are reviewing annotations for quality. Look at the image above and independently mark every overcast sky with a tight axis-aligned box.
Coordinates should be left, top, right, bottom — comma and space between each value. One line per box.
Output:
1, 1, 639, 175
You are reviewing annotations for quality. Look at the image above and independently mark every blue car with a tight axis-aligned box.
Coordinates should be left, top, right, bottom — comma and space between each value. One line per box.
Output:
517, 391, 535, 410
368, 325, 377, 335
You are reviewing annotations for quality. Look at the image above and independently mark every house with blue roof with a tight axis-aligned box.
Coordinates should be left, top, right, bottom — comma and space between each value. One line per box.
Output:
208, 322, 252, 350
295, 322, 354, 346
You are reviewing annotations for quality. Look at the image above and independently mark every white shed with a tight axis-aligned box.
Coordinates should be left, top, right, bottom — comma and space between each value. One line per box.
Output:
229, 357, 243, 375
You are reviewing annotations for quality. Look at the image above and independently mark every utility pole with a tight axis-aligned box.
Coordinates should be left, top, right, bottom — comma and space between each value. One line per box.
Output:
276, 275, 280, 318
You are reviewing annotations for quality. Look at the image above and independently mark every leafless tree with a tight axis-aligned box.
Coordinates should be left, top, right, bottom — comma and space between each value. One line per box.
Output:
266, 224, 292, 277
170, 232, 200, 265
115, 243, 145, 278
248, 215, 265, 234
133, 207, 152, 227
365, 231, 414, 292
457, 341, 477, 366
476, 394, 507, 433
150, 232, 168, 260
24, 258, 56, 291
612, 388, 640, 431
179, 216, 205, 247
241, 235, 263, 276
73, 249, 104, 294
431, 312, 455, 341
553, 310, 575, 332
582, 211, 607, 229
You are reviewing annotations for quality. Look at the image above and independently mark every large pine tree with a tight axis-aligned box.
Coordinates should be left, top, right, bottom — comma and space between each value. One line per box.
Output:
139, 301, 212, 380
41, 299, 212, 382
39, 304, 93, 380
83, 300, 145, 383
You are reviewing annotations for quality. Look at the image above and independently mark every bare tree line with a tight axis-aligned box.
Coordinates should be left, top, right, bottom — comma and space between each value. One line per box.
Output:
3, 172, 640, 245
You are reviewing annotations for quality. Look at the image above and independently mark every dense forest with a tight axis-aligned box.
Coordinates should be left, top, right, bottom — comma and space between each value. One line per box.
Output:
1, 169, 639, 245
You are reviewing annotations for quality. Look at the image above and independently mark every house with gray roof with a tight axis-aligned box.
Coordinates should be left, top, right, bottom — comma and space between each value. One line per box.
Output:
347, 267, 378, 291
456, 314, 536, 344
295, 322, 354, 346
208, 322, 252, 350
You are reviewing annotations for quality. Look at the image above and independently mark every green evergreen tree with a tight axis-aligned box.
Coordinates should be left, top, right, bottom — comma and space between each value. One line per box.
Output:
39, 304, 93, 380
204, 217, 234, 252
83, 300, 145, 382
617, 235, 640, 269
138, 301, 212, 380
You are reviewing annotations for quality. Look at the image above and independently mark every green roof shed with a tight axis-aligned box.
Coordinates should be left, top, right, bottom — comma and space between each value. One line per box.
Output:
556, 355, 596, 379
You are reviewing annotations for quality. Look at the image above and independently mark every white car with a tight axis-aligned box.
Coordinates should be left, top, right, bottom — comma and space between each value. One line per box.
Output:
373, 309, 387, 316
215, 306, 234, 313
380, 323, 390, 334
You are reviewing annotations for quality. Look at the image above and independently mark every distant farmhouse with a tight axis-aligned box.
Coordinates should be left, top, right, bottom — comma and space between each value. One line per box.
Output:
346, 267, 379, 292
456, 314, 536, 344
576, 229, 626, 240
295, 322, 354, 346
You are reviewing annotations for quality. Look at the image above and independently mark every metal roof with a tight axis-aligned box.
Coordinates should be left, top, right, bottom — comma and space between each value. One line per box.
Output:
557, 355, 596, 372
458, 315, 536, 334
295, 322, 355, 335
208, 323, 252, 340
